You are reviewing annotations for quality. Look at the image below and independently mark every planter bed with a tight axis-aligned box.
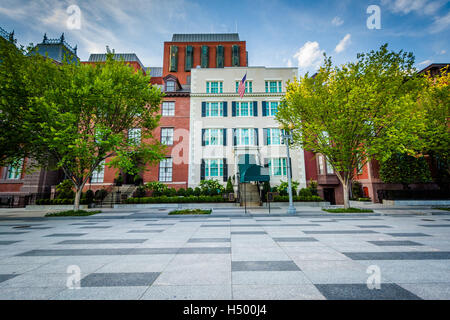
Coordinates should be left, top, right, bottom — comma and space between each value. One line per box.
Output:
383, 200, 450, 206
26, 204, 89, 210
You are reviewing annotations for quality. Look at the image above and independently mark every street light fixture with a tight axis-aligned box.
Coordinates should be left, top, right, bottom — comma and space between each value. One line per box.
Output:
279, 123, 296, 215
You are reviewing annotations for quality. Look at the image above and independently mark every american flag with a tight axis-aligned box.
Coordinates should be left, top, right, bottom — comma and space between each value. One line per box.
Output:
238, 73, 247, 98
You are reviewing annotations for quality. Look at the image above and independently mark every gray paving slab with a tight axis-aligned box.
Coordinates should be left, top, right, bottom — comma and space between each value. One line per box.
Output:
0, 274, 18, 283
141, 285, 232, 300
368, 240, 423, 246
0, 287, 65, 300
188, 238, 230, 243
273, 237, 318, 242
0, 241, 21, 245
232, 284, 325, 300
343, 251, 450, 260
357, 225, 392, 228
386, 233, 431, 237
232, 261, 300, 271
232, 271, 311, 285
303, 230, 379, 234
52, 286, 148, 300
55, 239, 148, 245
45, 233, 87, 237
398, 283, 450, 299
127, 230, 164, 233
231, 231, 267, 235
81, 272, 160, 287
315, 283, 421, 300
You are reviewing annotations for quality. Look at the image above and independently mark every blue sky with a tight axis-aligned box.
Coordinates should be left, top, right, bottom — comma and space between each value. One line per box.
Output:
1, 0, 449, 75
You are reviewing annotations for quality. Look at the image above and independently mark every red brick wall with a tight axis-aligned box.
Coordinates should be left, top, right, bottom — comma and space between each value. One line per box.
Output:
163, 41, 247, 85
304, 151, 318, 183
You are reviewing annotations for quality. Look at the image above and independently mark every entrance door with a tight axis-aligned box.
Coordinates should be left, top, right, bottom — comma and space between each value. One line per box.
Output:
323, 188, 336, 205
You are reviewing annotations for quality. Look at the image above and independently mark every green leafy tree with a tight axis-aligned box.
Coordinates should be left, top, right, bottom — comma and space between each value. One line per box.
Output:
379, 153, 432, 188
226, 177, 234, 193
278, 44, 426, 208
2, 49, 164, 210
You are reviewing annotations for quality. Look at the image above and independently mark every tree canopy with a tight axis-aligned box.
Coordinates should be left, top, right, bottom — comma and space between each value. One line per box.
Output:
278, 44, 427, 208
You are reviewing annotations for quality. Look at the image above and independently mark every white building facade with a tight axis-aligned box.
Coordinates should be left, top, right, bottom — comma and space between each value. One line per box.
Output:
188, 66, 307, 190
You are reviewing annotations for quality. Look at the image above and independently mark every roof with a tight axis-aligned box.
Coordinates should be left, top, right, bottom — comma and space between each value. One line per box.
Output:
145, 67, 163, 77
34, 33, 78, 64
171, 33, 240, 42
417, 63, 449, 74
0, 26, 13, 41
88, 53, 145, 70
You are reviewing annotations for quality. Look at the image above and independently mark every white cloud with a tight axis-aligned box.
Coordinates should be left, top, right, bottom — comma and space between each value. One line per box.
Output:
293, 41, 324, 69
429, 12, 450, 33
331, 16, 344, 26
381, 0, 448, 15
418, 59, 432, 65
439, 49, 447, 54
334, 33, 351, 53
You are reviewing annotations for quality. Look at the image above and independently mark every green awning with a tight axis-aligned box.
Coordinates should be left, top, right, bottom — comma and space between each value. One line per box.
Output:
239, 164, 270, 183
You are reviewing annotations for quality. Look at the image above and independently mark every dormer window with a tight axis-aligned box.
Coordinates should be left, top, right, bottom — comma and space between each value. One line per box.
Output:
166, 80, 175, 92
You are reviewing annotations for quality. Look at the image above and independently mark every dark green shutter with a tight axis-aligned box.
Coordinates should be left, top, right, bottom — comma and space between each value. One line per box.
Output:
185, 45, 193, 71
263, 158, 269, 168
254, 128, 259, 146
232, 102, 236, 117
223, 158, 228, 182
223, 129, 227, 146
233, 129, 237, 146
201, 102, 206, 117
201, 129, 206, 146
200, 159, 205, 181
201, 45, 209, 68
262, 102, 267, 116
232, 45, 240, 66
169, 45, 178, 72
223, 102, 228, 117
253, 101, 258, 117
216, 45, 224, 68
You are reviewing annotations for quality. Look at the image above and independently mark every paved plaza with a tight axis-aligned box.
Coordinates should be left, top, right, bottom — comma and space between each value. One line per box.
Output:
0, 207, 450, 300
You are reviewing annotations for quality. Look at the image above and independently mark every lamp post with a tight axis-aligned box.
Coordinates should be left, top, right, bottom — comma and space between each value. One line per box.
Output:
280, 123, 296, 215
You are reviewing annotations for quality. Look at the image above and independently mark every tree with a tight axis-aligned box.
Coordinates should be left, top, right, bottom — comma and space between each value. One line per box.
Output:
226, 177, 234, 194
2, 50, 164, 210
379, 153, 432, 188
418, 66, 450, 191
278, 44, 426, 208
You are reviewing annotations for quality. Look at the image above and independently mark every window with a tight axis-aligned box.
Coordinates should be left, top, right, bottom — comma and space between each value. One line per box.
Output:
235, 81, 252, 93
268, 158, 287, 176
236, 102, 254, 117
161, 128, 174, 145
326, 160, 334, 174
206, 81, 223, 93
204, 129, 223, 146
205, 102, 224, 117
235, 128, 255, 146
166, 80, 175, 92
264, 101, 279, 116
159, 158, 173, 182
91, 161, 105, 183
162, 102, 175, 116
266, 128, 282, 145
205, 159, 223, 178
128, 128, 141, 145
318, 154, 325, 174
5, 159, 23, 180
265, 81, 282, 93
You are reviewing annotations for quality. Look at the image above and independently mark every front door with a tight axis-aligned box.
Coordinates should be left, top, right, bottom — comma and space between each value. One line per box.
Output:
323, 188, 336, 205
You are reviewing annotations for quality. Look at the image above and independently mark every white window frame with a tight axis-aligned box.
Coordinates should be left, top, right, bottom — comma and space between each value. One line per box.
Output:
205, 159, 223, 178
166, 80, 175, 92
235, 80, 252, 93
206, 81, 223, 94
265, 80, 282, 93
236, 128, 255, 146
236, 102, 254, 117
162, 101, 175, 116
326, 160, 334, 174
161, 128, 174, 145
267, 128, 282, 145
268, 158, 287, 176
318, 154, 325, 175
204, 129, 223, 146
5, 159, 23, 180
159, 158, 173, 182
128, 128, 141, 145
91, 161, 105, 183
205, 102, 224, 117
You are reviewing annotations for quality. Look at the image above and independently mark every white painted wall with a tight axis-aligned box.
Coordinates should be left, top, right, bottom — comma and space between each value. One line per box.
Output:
189, 66, 306, 189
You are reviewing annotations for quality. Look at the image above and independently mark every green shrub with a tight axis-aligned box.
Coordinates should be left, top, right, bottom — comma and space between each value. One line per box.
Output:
134, 185, 146, 198
322, 207, 373, 213
94, 189, 108, 201
55, 180, 75, 200
169, 209, 211, 215
145, 181, 168, 194
177, 188, 186, 196
308, 180, 319, 196
273, 195, 322, 202
226, 177, 234, 193
185, 187, 194, 196
125, 195, 226, 204
298, 188, 312, 198
194, 187, 201, 196
199, 179, 225, 196
352, 181, 363, 199
85, 190, 95, 203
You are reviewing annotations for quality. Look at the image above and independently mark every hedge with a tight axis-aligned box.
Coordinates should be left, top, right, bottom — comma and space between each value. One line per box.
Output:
125, 195, 227, 204
377, 189, 450, 201
36, 198, 90, 205
273, 195, 323, 202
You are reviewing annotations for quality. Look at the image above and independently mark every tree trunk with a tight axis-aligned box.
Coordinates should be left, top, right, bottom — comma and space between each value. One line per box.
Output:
343, 181, 350, 209
74, 187, 82, 211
